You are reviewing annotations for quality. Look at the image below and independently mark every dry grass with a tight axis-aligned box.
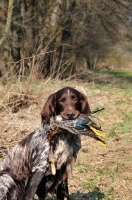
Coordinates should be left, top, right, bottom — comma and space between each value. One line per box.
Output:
0, 71, 132, 200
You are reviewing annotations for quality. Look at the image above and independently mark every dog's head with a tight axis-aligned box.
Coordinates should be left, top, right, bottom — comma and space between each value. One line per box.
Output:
41, 87, 91, 122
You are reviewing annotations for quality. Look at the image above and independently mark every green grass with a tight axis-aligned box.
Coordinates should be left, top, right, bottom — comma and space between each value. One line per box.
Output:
75, 162, 90, 168
109, 111, 132, 137
84, 69, 132, 90
70, 188, 105, 200
1, 69, 132, 200
94, 70, 132, 77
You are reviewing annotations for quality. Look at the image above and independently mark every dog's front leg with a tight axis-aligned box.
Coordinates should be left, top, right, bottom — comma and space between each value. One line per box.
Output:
56, 179, 69, 200
23, 171, 45, 200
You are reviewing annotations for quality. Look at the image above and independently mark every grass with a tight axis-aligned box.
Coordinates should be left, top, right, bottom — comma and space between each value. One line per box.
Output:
94, 70, 132, 77
0, 69, 132, 199
109, 110, 132, 138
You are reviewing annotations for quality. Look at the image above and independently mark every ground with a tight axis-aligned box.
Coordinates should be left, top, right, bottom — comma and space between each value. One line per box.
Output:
0, 70, 132, 200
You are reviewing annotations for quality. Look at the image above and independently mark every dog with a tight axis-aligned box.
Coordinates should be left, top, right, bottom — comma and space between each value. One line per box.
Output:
36, 87, 91, 200
41, 87, 90, 121
0, 124, 50, 200
0, 87, 91, 200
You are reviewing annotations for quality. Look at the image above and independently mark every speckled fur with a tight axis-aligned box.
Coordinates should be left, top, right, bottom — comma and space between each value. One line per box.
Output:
0, 123, 81, 200
36, 131, 81, 200
0, 124, 49, 200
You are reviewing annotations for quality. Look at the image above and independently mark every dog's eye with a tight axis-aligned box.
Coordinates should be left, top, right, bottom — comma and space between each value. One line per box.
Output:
71, 95, 78, 101
74, 98, 78, 102
59, 98, 65, 103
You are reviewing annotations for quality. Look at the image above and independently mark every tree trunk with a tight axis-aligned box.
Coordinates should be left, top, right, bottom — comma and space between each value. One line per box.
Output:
0, 0, 131, 79
0, 0, 14, 46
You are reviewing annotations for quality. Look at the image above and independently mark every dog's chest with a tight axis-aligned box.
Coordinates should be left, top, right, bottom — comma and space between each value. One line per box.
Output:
52, 132, 81, 170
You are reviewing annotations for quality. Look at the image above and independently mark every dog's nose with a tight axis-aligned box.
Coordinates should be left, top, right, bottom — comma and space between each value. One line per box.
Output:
66, 112, 75, 119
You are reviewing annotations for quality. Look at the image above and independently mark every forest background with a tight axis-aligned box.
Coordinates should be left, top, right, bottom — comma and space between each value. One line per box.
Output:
0, 0, 132, 79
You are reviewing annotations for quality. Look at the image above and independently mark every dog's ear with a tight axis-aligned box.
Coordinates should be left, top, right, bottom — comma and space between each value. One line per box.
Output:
80, 93, 91, 114
41, 94, 56, 122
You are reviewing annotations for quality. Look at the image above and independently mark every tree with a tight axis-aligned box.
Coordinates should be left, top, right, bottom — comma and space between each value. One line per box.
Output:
0, 0, 132, 78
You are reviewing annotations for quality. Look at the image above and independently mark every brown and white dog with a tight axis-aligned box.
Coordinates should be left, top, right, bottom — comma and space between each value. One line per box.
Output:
0, 87, 91, 200
37, 87, 91, 199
